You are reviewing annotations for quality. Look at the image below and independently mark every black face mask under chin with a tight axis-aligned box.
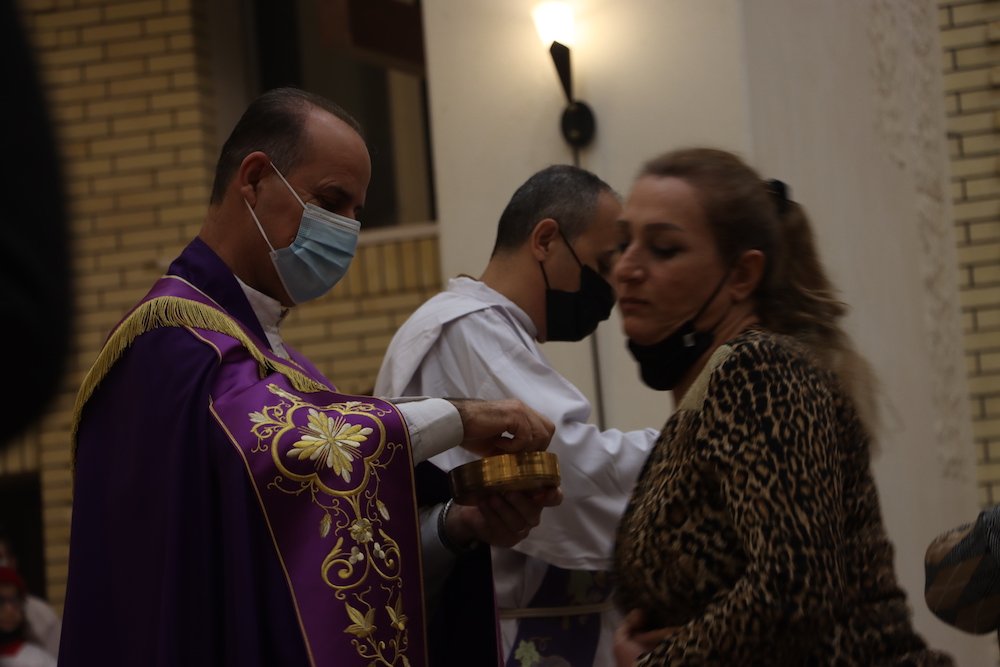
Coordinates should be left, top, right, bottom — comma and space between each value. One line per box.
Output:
540, 231, 616, 342
626, 273, 729, 391
627, 322, 714, 391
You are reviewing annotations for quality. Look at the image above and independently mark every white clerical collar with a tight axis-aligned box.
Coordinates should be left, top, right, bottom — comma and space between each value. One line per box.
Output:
236, 277, 290, 359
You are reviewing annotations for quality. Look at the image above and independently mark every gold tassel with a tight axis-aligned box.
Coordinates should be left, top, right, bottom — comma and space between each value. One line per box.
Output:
71, 296, 330, 466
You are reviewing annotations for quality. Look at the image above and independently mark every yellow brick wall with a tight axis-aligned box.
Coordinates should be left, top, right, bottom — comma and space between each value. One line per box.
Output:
13, 0, 442, 612
939, 1, 1000, 507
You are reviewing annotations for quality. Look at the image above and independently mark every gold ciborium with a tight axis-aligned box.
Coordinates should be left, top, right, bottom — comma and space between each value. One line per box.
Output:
449, 451, 560, 505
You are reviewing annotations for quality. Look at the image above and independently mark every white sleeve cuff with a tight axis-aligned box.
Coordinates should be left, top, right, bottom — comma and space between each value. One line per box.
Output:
394, 397, 464, 463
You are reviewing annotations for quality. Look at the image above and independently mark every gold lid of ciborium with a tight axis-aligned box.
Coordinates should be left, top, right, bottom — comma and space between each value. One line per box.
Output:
448, 451, 560, 506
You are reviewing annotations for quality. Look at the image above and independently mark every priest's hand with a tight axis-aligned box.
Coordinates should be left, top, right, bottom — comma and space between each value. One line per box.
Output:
445, 487, 563, 550
449, 398, 555, 457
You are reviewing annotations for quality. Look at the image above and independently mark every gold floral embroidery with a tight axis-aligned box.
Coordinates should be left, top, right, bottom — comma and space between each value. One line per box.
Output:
247, 384, 413, 665
349, 518, 373, 543
342, 590, 411, 665
515, 640, 542, 667
345, 602, 376, 639
286, 409, 373, 481
387, 596, 407, 631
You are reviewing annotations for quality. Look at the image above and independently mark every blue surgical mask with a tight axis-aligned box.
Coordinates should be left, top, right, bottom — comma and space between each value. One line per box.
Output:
244, 163, 360, 304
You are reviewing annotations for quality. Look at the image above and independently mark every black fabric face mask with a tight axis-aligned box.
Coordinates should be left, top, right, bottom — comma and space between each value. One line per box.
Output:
540, 231, 616, 342
627, 321, 714, 390
626, 272, 729, 391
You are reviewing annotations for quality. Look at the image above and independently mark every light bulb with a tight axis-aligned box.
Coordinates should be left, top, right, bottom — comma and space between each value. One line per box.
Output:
532, 2, 575, 47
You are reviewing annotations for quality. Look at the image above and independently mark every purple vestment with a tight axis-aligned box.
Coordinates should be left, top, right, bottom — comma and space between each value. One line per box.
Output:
61, 238, 427, 666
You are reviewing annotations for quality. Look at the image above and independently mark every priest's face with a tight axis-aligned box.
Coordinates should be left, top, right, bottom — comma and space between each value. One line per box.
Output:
249, 107, 371, 305
257, 108, 370, 245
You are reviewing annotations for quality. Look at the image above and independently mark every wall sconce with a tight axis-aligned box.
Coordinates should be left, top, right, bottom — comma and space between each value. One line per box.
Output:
533, 2, 595, 154
533, 1, 603, 428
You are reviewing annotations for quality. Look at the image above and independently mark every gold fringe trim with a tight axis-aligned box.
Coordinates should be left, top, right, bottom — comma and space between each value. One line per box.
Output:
71, 296, 329, 461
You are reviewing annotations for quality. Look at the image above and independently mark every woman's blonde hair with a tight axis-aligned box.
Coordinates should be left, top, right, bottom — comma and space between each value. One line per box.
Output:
640, 147, 880, 435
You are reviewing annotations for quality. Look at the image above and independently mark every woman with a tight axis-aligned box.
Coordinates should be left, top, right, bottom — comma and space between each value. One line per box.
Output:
610, 148, 952, 665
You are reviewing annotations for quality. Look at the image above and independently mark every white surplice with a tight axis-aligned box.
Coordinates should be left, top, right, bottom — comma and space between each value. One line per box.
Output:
375, 276, 659, 666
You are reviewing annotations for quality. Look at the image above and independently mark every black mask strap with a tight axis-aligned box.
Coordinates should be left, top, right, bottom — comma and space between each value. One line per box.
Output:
539, 224, 584, 290
539, 261, 552, 289
557, 227, 584, 268
683, 269, 730, 346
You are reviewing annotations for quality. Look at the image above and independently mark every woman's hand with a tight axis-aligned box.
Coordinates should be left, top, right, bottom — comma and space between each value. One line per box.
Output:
614, 609, 678, 666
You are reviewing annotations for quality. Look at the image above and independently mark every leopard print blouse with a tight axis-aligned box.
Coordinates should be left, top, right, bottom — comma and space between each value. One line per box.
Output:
613, 329, 953, 665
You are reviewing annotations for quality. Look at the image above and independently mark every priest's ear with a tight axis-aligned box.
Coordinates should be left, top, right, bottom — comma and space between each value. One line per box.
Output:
529, 218, 560, 262
237, 151, 272, 206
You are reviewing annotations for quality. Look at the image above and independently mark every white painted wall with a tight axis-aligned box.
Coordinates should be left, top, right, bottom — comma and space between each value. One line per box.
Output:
740, 1, 986, 660
423, 0, 988, 662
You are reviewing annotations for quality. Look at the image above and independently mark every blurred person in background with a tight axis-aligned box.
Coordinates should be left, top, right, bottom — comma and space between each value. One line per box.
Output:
0, 533, 57, 661
0, 567, 56, 667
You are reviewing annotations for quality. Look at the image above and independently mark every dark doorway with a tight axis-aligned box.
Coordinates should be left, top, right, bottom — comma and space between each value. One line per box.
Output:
250, 0, 436, 229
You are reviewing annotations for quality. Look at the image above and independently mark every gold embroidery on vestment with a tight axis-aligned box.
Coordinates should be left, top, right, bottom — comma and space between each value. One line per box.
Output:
249, 384, 410, 665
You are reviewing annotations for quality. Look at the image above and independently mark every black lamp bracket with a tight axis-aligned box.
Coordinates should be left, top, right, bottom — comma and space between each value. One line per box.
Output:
548, 40, 595, 149
561, 101, 595, 148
